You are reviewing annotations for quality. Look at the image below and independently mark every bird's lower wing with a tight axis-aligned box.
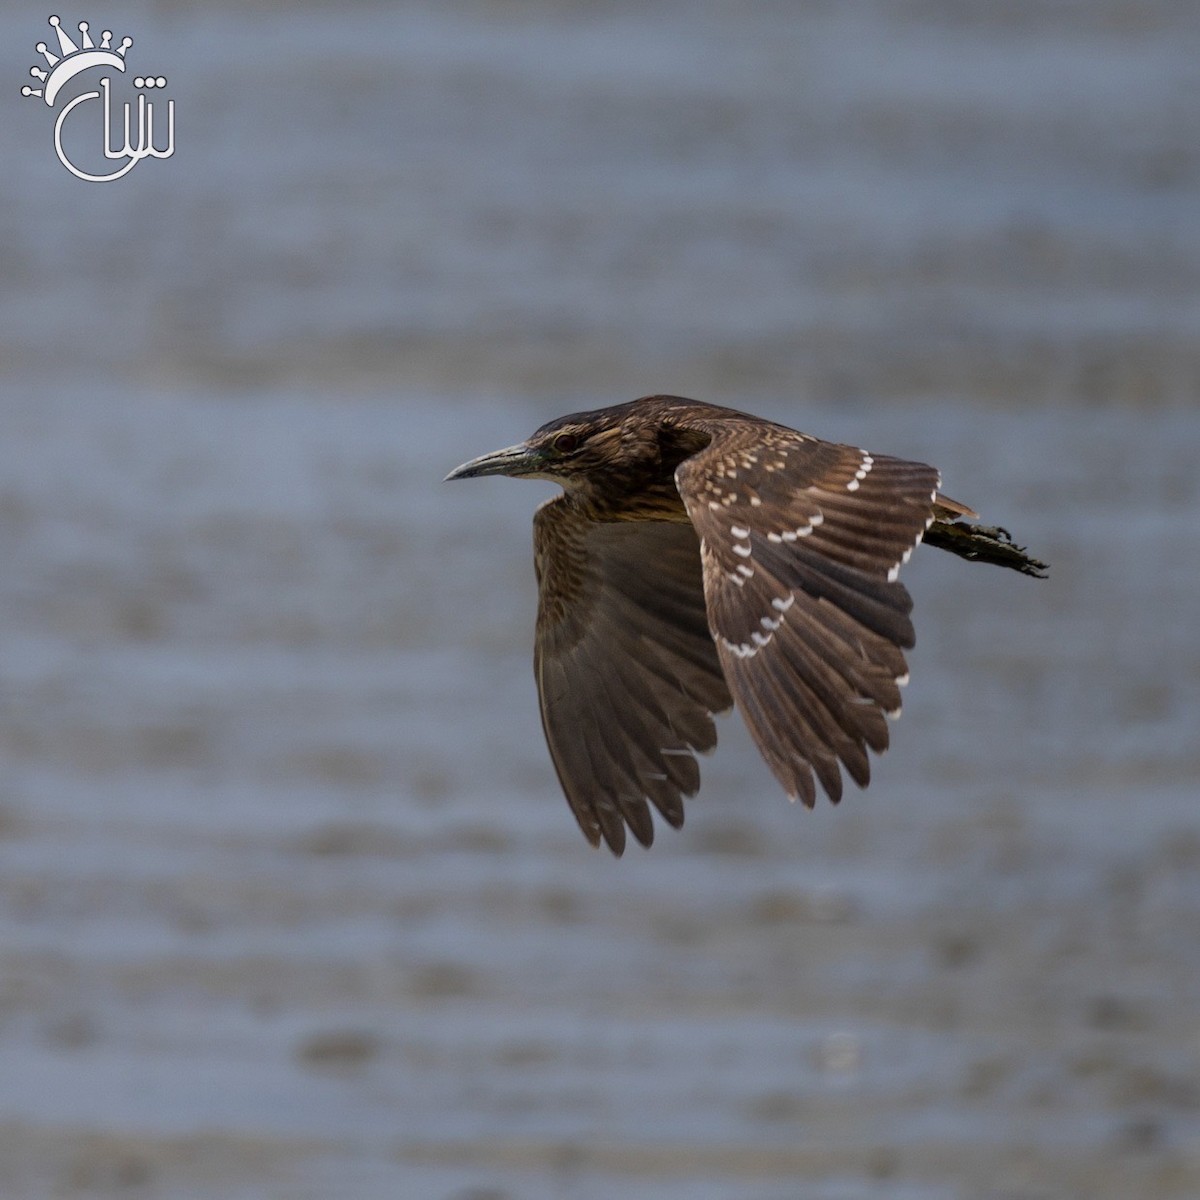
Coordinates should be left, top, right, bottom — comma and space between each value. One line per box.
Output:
673, 421, 940, 806
533, 497, 733, 854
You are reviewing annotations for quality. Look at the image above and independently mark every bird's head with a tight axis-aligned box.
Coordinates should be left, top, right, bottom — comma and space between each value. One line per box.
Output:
444, 408, 631, 488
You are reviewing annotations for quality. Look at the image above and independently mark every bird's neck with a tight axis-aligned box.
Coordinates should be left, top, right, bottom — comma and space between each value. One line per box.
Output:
564, 471, 690, 523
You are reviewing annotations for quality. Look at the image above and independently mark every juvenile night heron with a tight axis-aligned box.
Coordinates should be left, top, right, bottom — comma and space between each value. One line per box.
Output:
446, 395, 1046, 855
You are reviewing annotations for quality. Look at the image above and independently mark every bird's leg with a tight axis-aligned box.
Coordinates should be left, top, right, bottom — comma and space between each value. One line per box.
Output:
923, 519, 1049, 578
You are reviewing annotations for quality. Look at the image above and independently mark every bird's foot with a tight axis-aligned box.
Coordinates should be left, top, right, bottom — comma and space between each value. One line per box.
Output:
923, 519, 1049, 578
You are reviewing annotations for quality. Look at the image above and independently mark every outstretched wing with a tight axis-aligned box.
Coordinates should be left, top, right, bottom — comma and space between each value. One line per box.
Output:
673, 418, 939, 807
533, 497, 733, 855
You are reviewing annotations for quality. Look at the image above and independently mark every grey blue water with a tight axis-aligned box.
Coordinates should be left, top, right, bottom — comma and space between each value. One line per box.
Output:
1, 2, 1198, 1196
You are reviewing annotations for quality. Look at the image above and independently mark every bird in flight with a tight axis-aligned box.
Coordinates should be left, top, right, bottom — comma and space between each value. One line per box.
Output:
446, 395, 1046, 855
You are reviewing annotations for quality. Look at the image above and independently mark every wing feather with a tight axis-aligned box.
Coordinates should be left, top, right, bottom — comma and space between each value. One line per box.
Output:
533, 499, 732, 854
672, 416, 939, 807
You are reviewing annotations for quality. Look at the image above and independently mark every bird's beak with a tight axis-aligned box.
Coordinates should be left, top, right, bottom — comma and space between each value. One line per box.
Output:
444, 442, 541, 481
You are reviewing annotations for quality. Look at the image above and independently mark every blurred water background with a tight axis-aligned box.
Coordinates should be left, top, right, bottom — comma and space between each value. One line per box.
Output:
1, 2, 1199, 1197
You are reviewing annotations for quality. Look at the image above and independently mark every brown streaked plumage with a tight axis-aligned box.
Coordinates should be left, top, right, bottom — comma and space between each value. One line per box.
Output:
446, 395, 1047, 855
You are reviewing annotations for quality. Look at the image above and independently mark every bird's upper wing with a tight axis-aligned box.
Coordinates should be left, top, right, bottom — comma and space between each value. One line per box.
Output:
533, 496, 733, 854
672, 418, 939, 807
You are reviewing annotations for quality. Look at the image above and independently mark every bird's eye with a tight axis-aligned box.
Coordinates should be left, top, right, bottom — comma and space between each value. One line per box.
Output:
552, 432, 579, 454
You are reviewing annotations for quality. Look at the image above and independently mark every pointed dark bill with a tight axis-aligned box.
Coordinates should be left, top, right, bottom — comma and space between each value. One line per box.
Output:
444, 443, 541, 481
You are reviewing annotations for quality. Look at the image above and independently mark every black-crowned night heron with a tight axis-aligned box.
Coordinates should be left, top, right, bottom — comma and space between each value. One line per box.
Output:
447, 395, 1046, 855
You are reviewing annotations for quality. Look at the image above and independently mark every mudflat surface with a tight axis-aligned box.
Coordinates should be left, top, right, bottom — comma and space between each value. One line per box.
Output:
2, 2, 1198, 1197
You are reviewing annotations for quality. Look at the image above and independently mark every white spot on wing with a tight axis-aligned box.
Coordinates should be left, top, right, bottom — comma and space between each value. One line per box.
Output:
722, 638, 758, 659
730, 525, 750, 539
731, 542, 752, 557
889, 542, 918, 580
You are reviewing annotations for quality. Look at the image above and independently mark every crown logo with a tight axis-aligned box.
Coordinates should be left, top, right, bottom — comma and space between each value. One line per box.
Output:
21, 15, 131, 106
20, 13, 175, 182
